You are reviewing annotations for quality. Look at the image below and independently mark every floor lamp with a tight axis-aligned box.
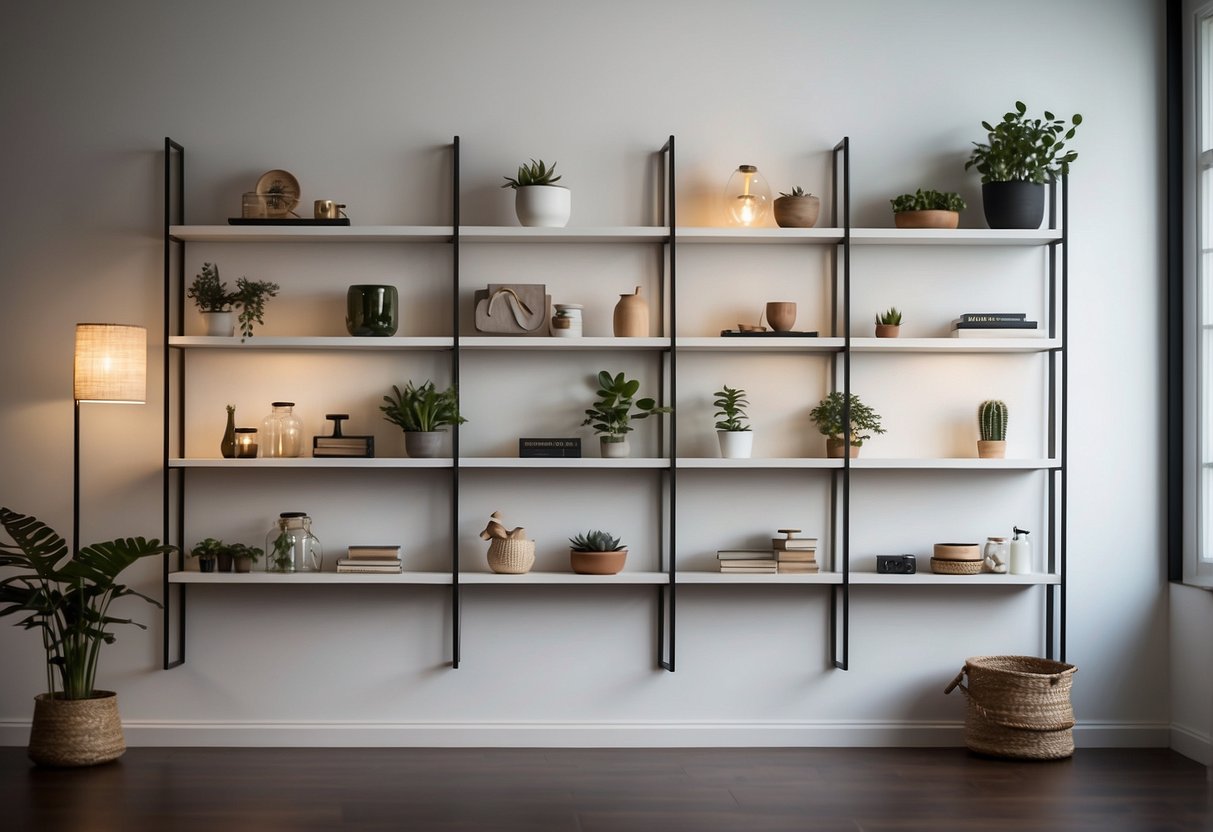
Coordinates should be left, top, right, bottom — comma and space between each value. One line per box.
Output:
73, 324, 147, 554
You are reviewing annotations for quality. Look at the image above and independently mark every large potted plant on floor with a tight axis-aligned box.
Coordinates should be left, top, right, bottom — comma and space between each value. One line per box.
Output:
380, 380, 467, 458
964, 101, 1082, 229
502, 159, 570, 227
809, 392, 886, 458
582, 370, 671, 458
0, 507, 173, 767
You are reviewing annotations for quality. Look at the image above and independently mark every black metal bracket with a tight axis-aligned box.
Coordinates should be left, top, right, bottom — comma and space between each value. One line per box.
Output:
163, 137, 186, 670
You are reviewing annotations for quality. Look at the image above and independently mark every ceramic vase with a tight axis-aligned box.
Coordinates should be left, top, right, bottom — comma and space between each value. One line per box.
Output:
613, 287, 648, 337
346, 285, 399, 336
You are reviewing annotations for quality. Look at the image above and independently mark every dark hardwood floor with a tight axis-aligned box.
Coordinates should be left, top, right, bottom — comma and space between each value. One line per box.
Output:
3, 746, 1210, 831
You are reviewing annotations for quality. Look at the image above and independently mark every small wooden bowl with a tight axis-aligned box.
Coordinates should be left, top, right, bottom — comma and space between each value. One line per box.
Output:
933, 543, 981, 561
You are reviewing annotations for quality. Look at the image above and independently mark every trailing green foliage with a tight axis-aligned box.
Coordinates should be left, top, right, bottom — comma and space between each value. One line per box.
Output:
978, 399, 1008, 441
875, 307, 902, 326
809, 392, 886, 446
0, 508, 173, 699
779, 186, 814, 198
713, 385, 751, 432
186, 263, 280, 340
890, 189, 966, 213
381, 381, 467, 433
568, 530, 624, 552
581, 370, 671, 438
501, 159, 562, 189
965, 101, 1082, 184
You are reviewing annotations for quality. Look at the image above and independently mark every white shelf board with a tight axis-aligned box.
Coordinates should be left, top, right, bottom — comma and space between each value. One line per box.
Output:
458, 571, 669, 585
459, 457, 670, 469
459, 226, 668, 243
168, 571, 452, 585
849, 228, 1062, 246
170, 458, 451, 469
849, 571, 1060, 586
676, 571, 841, 585
459, 336, 669, 350
676, 458, 841, 469
169, 336, 452, 351
676, 337, 844, 352
849, 458, 1059, 470
849, 337, 1060, 354
676, 227, 844, 244
169, 225, 453, 243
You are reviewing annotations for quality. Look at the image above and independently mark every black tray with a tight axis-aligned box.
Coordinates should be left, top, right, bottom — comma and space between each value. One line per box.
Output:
228, 218, 351, 226
720, 330, 818, 337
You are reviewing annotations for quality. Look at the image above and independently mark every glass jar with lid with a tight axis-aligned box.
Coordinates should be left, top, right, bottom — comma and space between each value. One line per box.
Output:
983, 536, 1009, 573
261, 402, 303, 458
265, 512, 322, 573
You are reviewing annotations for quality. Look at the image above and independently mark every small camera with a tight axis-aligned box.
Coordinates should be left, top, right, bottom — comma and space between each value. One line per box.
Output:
876, 554, 916, 575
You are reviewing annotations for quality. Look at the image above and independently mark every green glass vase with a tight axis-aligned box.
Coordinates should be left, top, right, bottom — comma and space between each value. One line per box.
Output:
346, 285, 399, 337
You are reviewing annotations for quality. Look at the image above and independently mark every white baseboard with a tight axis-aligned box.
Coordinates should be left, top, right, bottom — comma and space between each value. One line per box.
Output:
0, 719, 1173, 749
1171, 723, 1213, 765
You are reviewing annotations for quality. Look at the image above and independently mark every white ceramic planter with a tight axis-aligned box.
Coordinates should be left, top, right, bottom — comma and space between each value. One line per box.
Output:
717, 430, 753, 459
202, 310, 235, 337
600, 436, 630, 458
515, 185, 571, 227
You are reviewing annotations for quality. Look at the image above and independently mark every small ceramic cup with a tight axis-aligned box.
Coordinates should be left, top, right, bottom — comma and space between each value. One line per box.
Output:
766, 301, 797, 332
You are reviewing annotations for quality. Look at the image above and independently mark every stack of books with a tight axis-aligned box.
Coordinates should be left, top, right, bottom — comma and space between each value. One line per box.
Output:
716, 549, 778, 573
773, 534, 819, 574
336, 544, 402, 573
312, 435, 375, 458
951, 313, 1039, 338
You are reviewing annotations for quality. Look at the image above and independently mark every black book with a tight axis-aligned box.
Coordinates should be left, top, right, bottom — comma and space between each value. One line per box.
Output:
958, 313, 1027, 323
951, 319, 1038, 329
519, 438, 582, 458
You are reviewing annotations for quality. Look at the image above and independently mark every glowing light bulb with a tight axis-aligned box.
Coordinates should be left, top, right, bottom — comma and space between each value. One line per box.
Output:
724, 164, 771, 226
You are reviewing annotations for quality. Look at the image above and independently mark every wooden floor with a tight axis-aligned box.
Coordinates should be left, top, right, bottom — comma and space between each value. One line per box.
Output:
3, 746, 1210, 831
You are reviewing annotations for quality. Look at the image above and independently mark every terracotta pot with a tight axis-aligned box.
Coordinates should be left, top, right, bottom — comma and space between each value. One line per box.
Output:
977, 440, 1006, 459
570, 548, 628, 575
826, 437, 860, 458
613, 286, 649, 337
875, 324, 900, 338
514, 185, 570, 228
765, 301, 797, 332
28, 691, 125, 767
894, 210, 959, 229
773, 195, 821, 228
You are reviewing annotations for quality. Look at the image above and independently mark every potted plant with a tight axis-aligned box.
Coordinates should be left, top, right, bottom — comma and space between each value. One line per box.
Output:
875, 307, 902, 338
977, 399, 1008, 459
965, 101, 1082, 229
186, 262, 280, 341
890, 189, 966, 229
227, 542, 262, 573
568, 530, 628, 575
581, 370, 672, 458
773, 186, 820, 228
189, 537, 224, 573
0, 507, 173, 766
713, 385, 753, 459
380, 380, 467, 458
502, 159, 570, 228
809, 391, 886, 458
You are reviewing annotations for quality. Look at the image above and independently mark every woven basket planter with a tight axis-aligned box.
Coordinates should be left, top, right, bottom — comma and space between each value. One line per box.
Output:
486, 538, 535, 574
28, 690, 125, 767
945, 655, 1077, 760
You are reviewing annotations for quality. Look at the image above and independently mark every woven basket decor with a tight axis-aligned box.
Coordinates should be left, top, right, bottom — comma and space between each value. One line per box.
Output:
945, 655, 1077, 760
930, 557, 983, 575
28, 691, 126, 767
486, 538, 535, 574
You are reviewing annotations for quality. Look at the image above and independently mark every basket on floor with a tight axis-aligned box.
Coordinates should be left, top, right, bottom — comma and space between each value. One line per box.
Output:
944, 655, 1077, 760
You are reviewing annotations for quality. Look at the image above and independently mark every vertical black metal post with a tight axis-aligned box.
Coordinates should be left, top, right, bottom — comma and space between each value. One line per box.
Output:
659, 135, 676, 672
451, 136, 462, 669
831, 137, 851, 671
163, 138, 186, 670
73, 401, 81, 556
1059, 174, 1068, 661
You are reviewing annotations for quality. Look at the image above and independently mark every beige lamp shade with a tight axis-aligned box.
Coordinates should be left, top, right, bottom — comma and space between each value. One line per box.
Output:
73, 324, 147, 403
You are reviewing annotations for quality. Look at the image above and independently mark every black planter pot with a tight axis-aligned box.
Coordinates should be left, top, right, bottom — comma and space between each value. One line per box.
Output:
199, 558, 216, 573
981, 181, 1045, 230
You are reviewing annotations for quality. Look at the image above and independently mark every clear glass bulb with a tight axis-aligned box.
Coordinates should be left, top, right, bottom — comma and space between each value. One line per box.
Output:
724, 164, 771, 226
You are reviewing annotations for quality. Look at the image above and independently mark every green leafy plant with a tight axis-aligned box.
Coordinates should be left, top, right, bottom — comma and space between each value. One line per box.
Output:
501, 159, 562, 189
0, 508, 174, 699
380, 381, 467, 432
809, 392, 886, 446
713, 385, 751, 432
978, 399, 1008, 441
779, 186, 814, 198
188, 537, 224, 562
875, 307, 902, 326
581, 370, 672, 439
568, 530, 625, 552
270, 533, 293, 572
186, 263, 232, 312
890, 189, 966, 213
186, 263, 280, 341
965, 101, 1083, 184
226, 543, 262, 564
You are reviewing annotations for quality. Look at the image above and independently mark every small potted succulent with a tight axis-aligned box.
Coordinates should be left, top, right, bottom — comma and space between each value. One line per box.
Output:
809, 392, 886, 458
773, 186, 820, 228
977, 399, 1008, 459
227, 542, 263, 574
713, 385, 752, 459
380, 380, 467, 458
186, 262, 280, 340
502, 159, 570, 228
189, 537, 224, 573
965, 101, 1082, 229
890, 189, 966, 229
568, 530, 628, 575
581, 370, 672, 459
875, 307, 902, 338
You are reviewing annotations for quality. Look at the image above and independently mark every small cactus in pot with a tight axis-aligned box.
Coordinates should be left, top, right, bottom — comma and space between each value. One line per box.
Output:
977, 399, 1008, 459
568, 529, 628, 575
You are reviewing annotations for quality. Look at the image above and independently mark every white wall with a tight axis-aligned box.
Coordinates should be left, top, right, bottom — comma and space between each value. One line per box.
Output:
0, 0, 1173, 748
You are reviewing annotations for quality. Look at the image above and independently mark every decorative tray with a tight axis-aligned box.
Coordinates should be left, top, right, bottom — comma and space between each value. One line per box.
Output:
720, 330, 818, 337
227, 218, 351, 226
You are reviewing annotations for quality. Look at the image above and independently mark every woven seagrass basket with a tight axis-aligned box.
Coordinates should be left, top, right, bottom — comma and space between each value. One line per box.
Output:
930, 557, 983, 575
486, 538, 535, 574
945, 655, 1077, 760
28, 691, 125, 767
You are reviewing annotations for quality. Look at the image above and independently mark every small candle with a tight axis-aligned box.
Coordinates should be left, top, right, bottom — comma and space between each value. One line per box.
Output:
235, 428, 258, 458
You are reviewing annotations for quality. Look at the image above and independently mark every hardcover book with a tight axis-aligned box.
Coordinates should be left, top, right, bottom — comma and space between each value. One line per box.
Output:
519, 437, 582, 458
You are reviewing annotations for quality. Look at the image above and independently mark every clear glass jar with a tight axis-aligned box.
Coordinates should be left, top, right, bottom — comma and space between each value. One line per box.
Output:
984, 536, 1009, 573
261, 401, 303, 458
265, 512, 322, 573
